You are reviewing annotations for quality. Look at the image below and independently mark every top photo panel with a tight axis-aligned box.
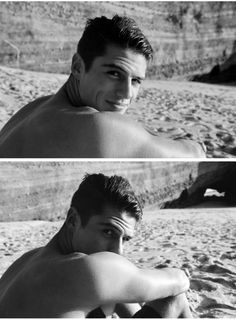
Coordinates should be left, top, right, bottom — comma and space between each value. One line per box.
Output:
0, 1, 235, 158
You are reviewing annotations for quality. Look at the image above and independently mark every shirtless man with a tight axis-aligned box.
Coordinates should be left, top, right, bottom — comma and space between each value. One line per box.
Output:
0, 173, 192, 318
0, 15, 206, 158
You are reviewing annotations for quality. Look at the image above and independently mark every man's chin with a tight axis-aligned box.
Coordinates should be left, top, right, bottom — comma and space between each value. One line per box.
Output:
93, 102, 128, 114
104, 101, 129, 114
111, 107, 127, 114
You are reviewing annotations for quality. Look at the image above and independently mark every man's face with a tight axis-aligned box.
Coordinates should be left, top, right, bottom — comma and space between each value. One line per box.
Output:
72, 203, 136, 255
78, 45, 147, 114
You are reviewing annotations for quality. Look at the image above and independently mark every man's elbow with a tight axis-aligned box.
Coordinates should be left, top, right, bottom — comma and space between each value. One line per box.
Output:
174, 270, 190, 296
175, 139, 207, 158
190, 141, 207, 158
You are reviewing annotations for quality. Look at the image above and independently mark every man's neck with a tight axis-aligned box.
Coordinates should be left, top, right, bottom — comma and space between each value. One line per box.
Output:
50, 223, 74, 255
65, 74, 83, 107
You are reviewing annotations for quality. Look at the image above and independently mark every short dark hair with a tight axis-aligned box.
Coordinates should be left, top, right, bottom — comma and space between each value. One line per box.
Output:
71, 173, 143, 226
77, 15, 153, 71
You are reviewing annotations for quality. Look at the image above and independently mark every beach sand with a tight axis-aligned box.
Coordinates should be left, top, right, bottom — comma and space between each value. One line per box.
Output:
0, 207, 235, 318
1, 66, 236, 158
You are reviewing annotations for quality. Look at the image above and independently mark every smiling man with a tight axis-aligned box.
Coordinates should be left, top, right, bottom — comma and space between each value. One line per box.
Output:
0, 173, 192, 318
0, 15, 205, 158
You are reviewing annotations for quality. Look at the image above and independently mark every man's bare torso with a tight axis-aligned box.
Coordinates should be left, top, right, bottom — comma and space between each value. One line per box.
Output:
0, 243, 87, 317
0, 87, 206, 158
0, 89, 102, 158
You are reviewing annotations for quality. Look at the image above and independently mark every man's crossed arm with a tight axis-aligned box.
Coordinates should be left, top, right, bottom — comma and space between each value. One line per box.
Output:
48, 252, 190, 317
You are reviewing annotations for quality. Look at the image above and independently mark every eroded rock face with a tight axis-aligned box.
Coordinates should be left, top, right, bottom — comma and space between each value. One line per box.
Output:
1, 162, 235, 221
0, 162, 199, 221
191, 52, 236, 83
0, 2, 235, 78
164, 162, 236, 207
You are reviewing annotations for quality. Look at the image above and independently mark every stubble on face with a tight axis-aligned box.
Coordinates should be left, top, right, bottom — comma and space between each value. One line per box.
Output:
71, 205, 137, 255
78, 45, 147, 113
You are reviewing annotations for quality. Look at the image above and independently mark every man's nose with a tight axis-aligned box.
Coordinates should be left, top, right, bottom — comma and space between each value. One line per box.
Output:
109, 239, 123, 255
116, 79, 132, 100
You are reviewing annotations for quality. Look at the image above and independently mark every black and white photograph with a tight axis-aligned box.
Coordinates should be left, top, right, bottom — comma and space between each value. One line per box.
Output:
0, 161, 235, 317
0, 2, 236, 318
0, 2, 236, 158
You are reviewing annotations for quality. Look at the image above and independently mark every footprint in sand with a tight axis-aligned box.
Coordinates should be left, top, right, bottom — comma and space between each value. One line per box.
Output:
190, 278, 217, 292
200, 297, 236, 311
193, 253, 212, 263
203, 276, 236, 289
198, 296, 218, 309
201, 264, 236, 275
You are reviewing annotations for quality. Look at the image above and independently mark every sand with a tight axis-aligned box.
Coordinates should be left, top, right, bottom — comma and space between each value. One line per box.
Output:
0, 207, 235, 318
1, 65, 236, 158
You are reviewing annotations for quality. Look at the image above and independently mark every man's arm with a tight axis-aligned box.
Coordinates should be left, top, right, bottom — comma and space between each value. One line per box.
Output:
17, 110, 205, 158
53, 251, 189, 315
84, 112, 206, 158
82, 252, 189, 303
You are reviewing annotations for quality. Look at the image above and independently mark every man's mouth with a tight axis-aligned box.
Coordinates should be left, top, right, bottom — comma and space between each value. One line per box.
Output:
106, 100, 129, 112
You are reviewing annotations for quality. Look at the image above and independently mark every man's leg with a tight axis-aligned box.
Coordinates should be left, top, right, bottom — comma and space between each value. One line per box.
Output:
86, 307, 105, 317
134, 293, 192, 318
146, 293, 192, 318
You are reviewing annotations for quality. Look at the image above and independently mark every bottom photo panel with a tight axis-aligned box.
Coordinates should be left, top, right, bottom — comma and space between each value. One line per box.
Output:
0, 161, 235, 318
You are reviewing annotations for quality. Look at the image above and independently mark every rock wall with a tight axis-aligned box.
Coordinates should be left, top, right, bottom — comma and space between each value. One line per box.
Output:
1, 161, 235, 221
0, 2, 235, 78
164, 162, 236, 207
0, 161, 199, 222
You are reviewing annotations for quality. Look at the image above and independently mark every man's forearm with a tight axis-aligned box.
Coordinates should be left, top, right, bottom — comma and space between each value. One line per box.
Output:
78, 252, 190, 307
138, 267, 190, 301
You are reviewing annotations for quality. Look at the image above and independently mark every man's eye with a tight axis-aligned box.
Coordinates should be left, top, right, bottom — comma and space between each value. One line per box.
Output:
132, 78, 141, 86
107, 71, 120, 78
123, 236, 131, 243
103, 229, 114, 237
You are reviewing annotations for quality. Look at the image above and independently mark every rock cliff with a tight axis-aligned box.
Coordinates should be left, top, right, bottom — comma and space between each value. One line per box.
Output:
0, 161, 235, 222
164, 162, 236, 207
191, 52, 236, 83
0, 162, 198, 221
0, 2, 236, 78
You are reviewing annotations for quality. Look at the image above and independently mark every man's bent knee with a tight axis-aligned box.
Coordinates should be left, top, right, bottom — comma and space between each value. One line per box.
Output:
146, 293, 192, 318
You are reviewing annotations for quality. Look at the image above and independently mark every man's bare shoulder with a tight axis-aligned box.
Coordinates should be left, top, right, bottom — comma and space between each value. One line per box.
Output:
8, 109, 144, 158
0, 101, 206, 157
0, 248, 86, 295
64, 111, 147, 157
66, 112, 206, 158
0, 248, 40, 285
0, 95, 52, 133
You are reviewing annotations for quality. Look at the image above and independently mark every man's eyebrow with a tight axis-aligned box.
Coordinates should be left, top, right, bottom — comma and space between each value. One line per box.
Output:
102, 63, 124, 71
102, 63, 145, 80
99, 222, 133, 239
99, 222, 120, 230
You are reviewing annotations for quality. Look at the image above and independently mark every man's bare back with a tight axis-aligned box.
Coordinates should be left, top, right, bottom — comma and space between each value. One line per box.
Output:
0, 88, 102, 158
0, 85, 205, 158
0, 243, 89, 317
0, 239, 190, 318
0, 174, 193, 318
0, 15, 206, 158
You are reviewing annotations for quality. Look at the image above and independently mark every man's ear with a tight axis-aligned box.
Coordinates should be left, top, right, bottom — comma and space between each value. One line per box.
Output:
71, 53, 85, 79
66, 207, 81, 229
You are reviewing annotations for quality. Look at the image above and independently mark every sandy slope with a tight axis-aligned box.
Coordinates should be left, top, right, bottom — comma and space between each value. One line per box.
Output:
1, 66, 236, 158
0, 207, 235, 318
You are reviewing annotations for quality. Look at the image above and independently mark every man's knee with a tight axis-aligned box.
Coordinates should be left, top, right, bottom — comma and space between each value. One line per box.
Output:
165, 293, 189, 316
146, 293, 190, 318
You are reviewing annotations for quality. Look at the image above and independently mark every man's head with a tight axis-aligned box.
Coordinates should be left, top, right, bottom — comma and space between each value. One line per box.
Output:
71, 15, 153, 113
77, 15, 153, 72
65, 173, 143, 255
